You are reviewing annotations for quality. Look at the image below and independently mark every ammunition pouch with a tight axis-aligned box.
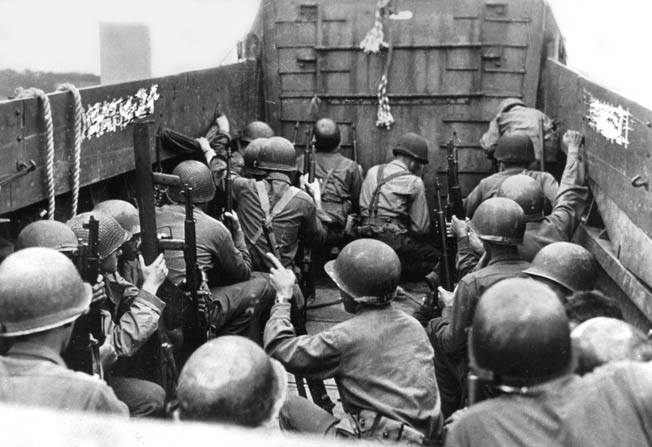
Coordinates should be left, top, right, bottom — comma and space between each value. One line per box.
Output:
356, 216, 409, 236
334, 410, 427, 446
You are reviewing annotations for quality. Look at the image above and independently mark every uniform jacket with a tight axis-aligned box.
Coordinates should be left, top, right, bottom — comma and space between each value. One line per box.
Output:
518, 149, 588, 262
264, 301, 443, 438
445, 362, 652, 447
464, 168, 559, 217
231, 173, 327, 270
428, 254, 531, 358
360, 159, 430, 235
298, 151, 363, 226
0, 341, 128, 415
156, 204, 252, 286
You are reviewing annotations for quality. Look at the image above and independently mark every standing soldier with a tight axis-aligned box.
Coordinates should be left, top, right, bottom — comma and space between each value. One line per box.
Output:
427, 197, 531, 418
358, 132, 440, 281
264, 239, 443, 444
0, 247, 128, 415
155, 160, 275, 343
298, 118, 363, 252
464, 134, 558, 217
67, 211, 169, 417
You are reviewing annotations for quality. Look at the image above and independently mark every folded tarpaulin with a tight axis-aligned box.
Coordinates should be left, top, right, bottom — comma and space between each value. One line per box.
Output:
158, 127, 202, 156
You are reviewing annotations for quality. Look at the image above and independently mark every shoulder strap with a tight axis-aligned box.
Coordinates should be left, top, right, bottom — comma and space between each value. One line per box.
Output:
270, 186, 300, 218
251, 182, 300, 259
370, 164, 412, 217
255, 181, 272, 222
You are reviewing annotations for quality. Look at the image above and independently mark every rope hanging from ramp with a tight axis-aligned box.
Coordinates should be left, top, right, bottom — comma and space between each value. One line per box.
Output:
58, 83, 84, 218
18, 88, 56, 220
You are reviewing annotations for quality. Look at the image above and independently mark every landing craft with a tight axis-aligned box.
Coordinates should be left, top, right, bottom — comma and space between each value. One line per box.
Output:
0, 0, 651, 434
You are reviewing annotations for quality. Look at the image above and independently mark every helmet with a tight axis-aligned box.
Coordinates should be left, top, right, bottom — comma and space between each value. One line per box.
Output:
313, 118, 341, 152
176, 336, 287, 426
524, 242, 597, 293
497, 175, 544, 221
167, 160, 216, 203
470, 278, 571, 384
469, 197, 525, 245
571, 317, 652, 374
243, 137, 268, 176
494, 134, 535, 164
324, 239, 400, 305
67, 211, 130, 260
255, 136, 296, 172
94, 200, 140, 234
497, 98, 525, 114
0, 247, 92, 337
241, 121, 274, 144
392, 133, 429, 164
16, 220, 79, 253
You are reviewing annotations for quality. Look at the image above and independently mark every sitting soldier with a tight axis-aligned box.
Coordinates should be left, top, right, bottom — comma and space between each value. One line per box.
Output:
446, 277, 652, 447
0, 247, 128, 415
264, 239, 443, 444
172, 336, 287, 427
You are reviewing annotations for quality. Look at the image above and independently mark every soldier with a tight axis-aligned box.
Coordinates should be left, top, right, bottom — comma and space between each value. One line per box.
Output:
480, 97, 556, 163
242, 137, 269, 180
298, 118, 363, 251
427, 197, 531, 418
565, 290, 623, 329
94, 200, 141, 285
446, 278, 652, 447
155, 160, 275, 342
464, 134, 558, 217
523, 241, 597, 302
66, 211, 168, 417
172, 336, 287, 427
571, 317, 652, 375
0, 247, 128, 415
358, 132, 440, 281
264, 239, 443, 444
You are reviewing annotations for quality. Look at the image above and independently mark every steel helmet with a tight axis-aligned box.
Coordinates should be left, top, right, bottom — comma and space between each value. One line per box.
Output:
67, 211, 130, 260
524, 242, 597, 293
494, 134, 535, 164
470, 278, 571, 384
313, 118, 341, 152
94, 200, 140, 235
324, 238, 401, 305
15, 220, 79, 253
167, 160, 216, 203
469, 197, 525, 245
241, 121, 274, 144
243, 137, 268, 176
176, 336, 287, 426
392, 133, 429, 164
255, 136, 296, 172
571, 317, 652, 375
0, 247, 92, 337
497, 174, 544, 221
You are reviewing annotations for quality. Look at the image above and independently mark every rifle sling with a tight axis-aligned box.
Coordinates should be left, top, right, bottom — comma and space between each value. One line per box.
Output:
251, 181, 300, 260
370, 164, 412, 217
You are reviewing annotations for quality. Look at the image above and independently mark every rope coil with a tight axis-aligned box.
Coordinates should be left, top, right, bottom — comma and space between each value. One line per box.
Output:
58, 83, 84, 217
18, 88, 56, 219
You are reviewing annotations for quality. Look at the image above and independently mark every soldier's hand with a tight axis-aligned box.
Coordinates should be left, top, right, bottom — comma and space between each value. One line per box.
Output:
92, 275, 107, 303
451, 216, 468, 240
266, 252, 296, 301
563, 130, 584, 152
222, 211, 242, 234
216, 114, 230, 134
300, 174, 322, 202
140, 254, 168, 295
438, 286, 455, 308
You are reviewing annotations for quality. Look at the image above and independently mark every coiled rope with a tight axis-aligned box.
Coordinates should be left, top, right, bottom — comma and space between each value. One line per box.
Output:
18, 88, 56, 219
58, 83, 83, 217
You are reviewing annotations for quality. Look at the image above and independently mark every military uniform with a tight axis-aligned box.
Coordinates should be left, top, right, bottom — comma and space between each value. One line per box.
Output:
265, 301, 443, 441
359, 159, 439, 281
156, 204, 274, 340
446, 362, 652, 447
0, 341, 128, 415
464, 168, 558, 217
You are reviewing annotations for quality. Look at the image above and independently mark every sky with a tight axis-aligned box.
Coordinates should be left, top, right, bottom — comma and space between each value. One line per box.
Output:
0, 0, 651, 108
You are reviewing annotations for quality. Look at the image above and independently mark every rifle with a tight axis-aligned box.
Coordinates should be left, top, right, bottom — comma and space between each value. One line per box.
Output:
63, 215, 104, 378
446, 130, 465, 219
225, 143, 233, 213
300, 129, 316, 302
351, 123, 358, 163
433, 179, 453, 290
